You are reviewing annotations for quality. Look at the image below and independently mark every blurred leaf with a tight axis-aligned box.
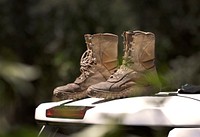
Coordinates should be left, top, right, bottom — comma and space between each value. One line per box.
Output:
0, 60, 41, 96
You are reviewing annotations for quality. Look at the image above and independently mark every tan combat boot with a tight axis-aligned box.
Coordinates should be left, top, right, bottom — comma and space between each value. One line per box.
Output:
87, 30, 161, 99
53, 33, 118, 101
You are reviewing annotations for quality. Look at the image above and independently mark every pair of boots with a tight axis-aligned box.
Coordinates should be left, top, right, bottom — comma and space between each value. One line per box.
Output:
53, 30, 161, 101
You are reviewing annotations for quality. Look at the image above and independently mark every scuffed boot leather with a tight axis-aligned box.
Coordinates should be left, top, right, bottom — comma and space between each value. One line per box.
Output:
53, 33, 118, 101
87, 30, 161, 99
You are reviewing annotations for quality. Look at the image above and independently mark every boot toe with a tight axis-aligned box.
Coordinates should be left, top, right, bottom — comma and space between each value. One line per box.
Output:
53, 83, 80, 95
87, 82, 113, 93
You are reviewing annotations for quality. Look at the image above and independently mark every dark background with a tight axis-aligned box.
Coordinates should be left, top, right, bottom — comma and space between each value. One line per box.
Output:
0, 0, 200, 136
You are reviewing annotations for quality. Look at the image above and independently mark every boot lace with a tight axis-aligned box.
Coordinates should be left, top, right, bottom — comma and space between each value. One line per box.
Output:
122, 34, 135, 67
78, 49, 96, 79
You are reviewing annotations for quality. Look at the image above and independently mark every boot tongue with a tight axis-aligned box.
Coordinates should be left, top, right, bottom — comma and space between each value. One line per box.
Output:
107, 65, 133, 82
117, 65, 133, 73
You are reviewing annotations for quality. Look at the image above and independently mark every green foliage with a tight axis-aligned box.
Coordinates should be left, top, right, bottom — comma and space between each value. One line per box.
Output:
0, 126, 38, 137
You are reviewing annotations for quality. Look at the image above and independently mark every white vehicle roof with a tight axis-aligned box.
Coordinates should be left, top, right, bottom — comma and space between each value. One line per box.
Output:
35, 93, 200, 127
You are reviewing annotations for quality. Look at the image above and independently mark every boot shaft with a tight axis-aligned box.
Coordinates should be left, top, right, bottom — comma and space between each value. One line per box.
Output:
84, 33, 118, 73
122, 31, 155, 72
75, 33, 118, 84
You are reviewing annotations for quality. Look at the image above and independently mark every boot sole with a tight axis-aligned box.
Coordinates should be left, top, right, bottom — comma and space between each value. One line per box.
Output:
53, 90, 88, 101
87, 85, 155, 99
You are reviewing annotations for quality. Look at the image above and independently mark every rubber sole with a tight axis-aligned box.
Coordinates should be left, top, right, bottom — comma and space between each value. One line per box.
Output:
87, 85, 155, 99
53, 90, 88, 101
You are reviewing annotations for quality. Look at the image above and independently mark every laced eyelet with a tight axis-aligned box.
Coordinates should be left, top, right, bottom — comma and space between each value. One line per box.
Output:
78, 48, 96, 79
